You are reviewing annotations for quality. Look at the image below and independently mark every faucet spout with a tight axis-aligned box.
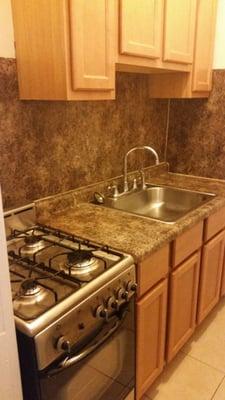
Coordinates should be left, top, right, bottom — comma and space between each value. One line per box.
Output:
123, 146, 159, 192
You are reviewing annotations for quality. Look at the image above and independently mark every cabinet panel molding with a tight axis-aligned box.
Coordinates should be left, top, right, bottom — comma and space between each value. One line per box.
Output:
220, 256, 225, 297
198, 230, 225, 324
167, 252, 200, 362
69, 0, 115, 91
192, 0, 218, 92
136, 279, 168, 399
163, 0, 197, 64
119, 0, 163, 59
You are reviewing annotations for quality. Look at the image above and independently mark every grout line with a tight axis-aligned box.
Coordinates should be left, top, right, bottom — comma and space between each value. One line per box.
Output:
210, 375, 225, 400
180, 350, 225, 375
164, 98, 171, 162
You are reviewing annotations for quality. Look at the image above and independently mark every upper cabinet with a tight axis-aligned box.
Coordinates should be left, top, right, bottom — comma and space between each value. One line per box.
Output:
117, 0, 193, 73
11, 0, 218, 101
149, 0, 218, 98
69, 0, 115, 92
192, 0, 218, 92
163, 0, 197, 64
119, 0, 163, 59
11, 0, 116, 100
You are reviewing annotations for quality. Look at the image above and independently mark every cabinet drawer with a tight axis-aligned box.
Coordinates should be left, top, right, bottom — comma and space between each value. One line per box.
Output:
204, 206, 225, 242
137, 245, 169, 298
172, 222, 203, 267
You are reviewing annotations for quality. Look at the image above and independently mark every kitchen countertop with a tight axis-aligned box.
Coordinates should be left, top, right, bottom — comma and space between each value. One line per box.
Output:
36, 168, 225, 262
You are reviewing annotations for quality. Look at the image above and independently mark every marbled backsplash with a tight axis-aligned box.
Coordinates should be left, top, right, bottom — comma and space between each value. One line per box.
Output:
0, 58, 168, 210
168, 70, 225, 179
2, 57, 224, 210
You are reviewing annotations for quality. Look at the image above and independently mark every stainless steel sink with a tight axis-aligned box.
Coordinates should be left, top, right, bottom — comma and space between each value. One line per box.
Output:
102, 185, 216, 223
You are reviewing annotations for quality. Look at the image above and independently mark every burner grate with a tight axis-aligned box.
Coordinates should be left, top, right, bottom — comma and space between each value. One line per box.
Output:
8, 224, 122, 257
9, 260, 59, 303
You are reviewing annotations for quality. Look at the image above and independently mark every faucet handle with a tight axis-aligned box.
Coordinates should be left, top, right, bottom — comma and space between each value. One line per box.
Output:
139, 169, 146, 190
133, 178, 137, 190
107, 184, 119, 198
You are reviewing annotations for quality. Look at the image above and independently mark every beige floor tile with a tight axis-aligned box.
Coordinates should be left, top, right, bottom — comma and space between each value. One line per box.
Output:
212, 377, 225, 400
125, 390, 134, 400
145, 352, 224, 400
182, 299, 225, 372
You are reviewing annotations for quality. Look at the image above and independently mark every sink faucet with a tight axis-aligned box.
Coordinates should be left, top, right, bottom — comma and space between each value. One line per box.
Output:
123, 146, 159, 192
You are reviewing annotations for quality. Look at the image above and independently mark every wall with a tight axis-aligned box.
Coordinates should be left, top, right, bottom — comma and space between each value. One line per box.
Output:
167, 70, 225, 179
0, 58, 168, 209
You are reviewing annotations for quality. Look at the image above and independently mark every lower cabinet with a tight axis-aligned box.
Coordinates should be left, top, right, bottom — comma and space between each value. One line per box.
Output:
136, 279, 168, 400
220, 259, 225, 297
135, 212, 225, 398
197, 230, 225, 324
167, 252, 200, 362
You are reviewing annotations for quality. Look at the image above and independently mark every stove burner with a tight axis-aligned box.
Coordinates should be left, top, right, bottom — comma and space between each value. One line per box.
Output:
67, 250, 93, 266
20, 279, 41, 296
62, 250, 101, 277
13, 275, 58, 319
20, 234, 46, 256
24, 235, 43, 246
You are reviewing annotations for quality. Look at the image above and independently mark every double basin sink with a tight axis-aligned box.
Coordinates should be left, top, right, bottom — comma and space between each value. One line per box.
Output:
98, 184, 216, 224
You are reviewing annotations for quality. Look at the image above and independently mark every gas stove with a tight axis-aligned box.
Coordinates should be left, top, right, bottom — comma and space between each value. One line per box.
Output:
7, 221, 135, 336
5, 205, 136, 400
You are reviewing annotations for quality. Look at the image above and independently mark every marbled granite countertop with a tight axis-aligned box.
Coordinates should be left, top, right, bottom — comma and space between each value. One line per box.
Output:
36, 170, 225, 262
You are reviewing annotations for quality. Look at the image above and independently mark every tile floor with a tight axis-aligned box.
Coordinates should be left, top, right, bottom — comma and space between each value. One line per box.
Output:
143, 298, 225, 400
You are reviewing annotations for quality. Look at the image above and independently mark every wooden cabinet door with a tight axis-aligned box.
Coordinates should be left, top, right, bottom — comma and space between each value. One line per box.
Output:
69, 0, 115, 91
167, 252, 200, 362
197, 231, 225, 324
119, 0, 163, 59
192, 0, 218, 92
163, 0, 197, 64
220, 256, 225, 297
136, 279, 168, 399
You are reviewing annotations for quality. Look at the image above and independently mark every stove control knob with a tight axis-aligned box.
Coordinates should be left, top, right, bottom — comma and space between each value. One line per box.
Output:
56, 336, 71, 354
126, 281, 137, 292
111, 299, 119, 311
95, 304, 109, 320
121, 291, 129, 302
116, 287, 126, 301
107, 296, 117, 309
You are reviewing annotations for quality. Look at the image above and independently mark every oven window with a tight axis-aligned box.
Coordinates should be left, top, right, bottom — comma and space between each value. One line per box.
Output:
40, 303, 135, 400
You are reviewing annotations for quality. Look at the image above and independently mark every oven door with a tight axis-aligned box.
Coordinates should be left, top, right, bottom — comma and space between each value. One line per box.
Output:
40, 299, 135, 400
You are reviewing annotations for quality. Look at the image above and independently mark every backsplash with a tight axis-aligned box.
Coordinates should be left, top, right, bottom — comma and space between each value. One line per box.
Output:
2, 57, 223, 211
0, 58, 168, 210
168, 70, 225, 179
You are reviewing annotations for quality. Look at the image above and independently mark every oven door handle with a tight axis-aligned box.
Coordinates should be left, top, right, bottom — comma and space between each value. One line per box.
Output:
45, 310, 127, 377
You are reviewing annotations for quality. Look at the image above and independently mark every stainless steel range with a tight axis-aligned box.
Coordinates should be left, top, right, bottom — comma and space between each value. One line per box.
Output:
5, 205, 136, 400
